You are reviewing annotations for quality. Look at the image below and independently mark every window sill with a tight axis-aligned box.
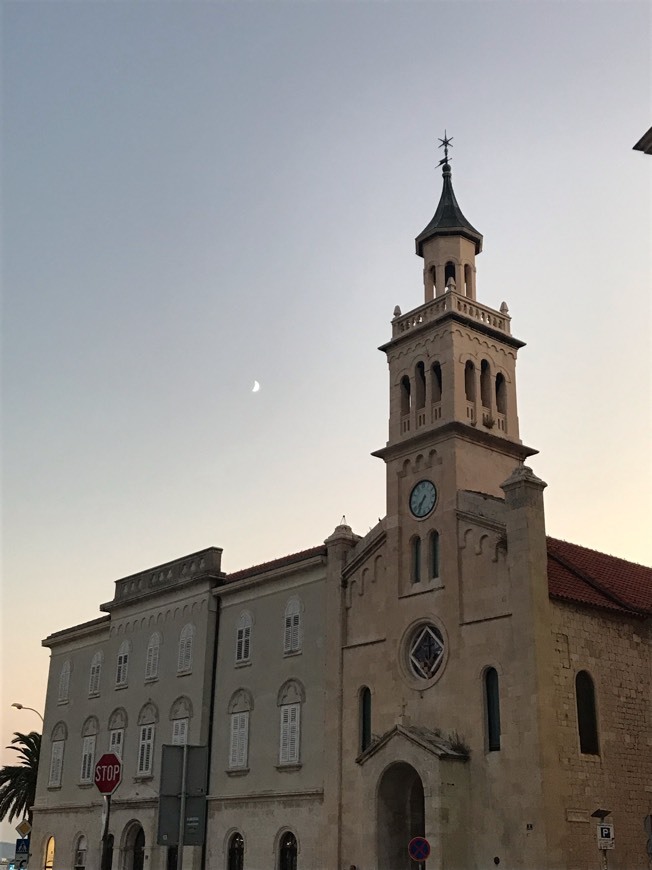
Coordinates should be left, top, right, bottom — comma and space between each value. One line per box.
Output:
78, 782, 94, 788
134, 773, 154, 781
88, 692, 100, 699
47, 784, 62, 791
144, 676, 158, 684
234, 660, 251, 669
226, 768, 250, 777
275, 763, 302, 772
57, 699, 69, 705
176, 670, 192, 677
114, 684, 128, 691
579, 752, 601, 763
283, 650, 302, 658
399, 579, 444, 599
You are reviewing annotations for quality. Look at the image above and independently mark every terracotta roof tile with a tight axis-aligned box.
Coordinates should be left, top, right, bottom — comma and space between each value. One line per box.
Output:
226, 545, 327, 583
547, 537, 652, 616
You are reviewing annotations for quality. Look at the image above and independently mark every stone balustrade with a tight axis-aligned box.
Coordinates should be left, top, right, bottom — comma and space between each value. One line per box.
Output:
392, 290, 510, 338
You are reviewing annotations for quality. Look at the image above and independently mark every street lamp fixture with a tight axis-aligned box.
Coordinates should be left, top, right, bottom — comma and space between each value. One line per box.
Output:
11, 703, 44, 724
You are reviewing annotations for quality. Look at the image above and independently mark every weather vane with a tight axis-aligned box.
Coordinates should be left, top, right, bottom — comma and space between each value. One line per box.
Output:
438, 130, 453, 166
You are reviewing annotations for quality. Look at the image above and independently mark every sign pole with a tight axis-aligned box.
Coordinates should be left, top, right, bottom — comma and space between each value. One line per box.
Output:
100, 794, 112, 870
176, 744, 189, 870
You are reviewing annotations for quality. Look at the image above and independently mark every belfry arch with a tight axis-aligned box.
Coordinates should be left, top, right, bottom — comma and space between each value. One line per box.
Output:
377, 762, 425, 870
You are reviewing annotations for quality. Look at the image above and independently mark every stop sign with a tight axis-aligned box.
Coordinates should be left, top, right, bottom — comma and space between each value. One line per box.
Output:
95, 753, 122, 795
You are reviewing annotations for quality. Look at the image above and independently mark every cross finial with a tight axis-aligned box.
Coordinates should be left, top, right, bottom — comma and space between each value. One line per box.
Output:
438, 130, 453, 165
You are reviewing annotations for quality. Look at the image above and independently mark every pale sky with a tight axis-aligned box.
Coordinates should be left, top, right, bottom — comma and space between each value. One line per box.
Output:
1, 0, 650, 842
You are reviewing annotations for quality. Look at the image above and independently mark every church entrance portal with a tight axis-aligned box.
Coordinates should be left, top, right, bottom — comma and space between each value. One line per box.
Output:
123, 824, 145, 870
377, 762, 426, 870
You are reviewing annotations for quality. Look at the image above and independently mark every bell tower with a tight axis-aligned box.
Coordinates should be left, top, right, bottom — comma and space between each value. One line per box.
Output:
373, 136, 536, 582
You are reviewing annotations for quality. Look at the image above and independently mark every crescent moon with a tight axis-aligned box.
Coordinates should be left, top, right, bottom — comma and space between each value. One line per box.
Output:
252, 381, 260, 393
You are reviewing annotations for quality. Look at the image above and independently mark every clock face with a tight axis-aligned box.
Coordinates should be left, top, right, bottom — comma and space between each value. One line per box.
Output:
409, 480, 437, 518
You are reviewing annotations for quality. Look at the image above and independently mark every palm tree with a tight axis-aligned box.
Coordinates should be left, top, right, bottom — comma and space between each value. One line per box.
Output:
0, 731, 41, 826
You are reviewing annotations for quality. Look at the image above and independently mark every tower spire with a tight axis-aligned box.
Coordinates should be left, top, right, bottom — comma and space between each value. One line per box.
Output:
415, 133, 483, 257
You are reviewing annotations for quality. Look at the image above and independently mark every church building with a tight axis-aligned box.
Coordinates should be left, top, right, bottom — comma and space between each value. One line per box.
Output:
30, 143, 651, 870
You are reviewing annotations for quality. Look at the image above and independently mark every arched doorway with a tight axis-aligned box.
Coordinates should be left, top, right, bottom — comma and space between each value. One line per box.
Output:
43, 837, 55, 870
377, 762, 426, 870
123, 824, 145, 870
279, 831, 297, 870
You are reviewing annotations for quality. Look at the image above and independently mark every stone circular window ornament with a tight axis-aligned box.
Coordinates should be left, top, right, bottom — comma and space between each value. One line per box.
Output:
401, 620, 448, 687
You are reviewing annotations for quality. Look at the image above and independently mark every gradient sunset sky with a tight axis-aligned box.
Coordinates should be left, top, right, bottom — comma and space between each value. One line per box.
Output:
1, 0, 650, 839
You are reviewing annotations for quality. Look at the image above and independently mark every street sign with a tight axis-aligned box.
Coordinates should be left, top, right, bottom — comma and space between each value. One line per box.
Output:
15, 820, 31, 838
95, 753, 122, 795
14, 840, 29, 856
597, 823, 614, 850
408, 836, 431, 862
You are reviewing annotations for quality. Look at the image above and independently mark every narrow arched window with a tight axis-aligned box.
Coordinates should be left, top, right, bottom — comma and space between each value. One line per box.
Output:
43, 837, 55, 870
464, 263, 473, 297
480, 359, 491, 409
177, 624, 194, 674
74, 835, 87, 870
415, 362, 426, 409
464, 361, 475, 402
228, 833, 244, 870
284, 598, 302, 654
116, 641, 129, 687
235, 612, 252, 664
576, 670, 599, 754
279, 832, 297, 870
88, 652, 102, 696
429, 531, 440, 579
400, 375, 411, 415
485, 668, 501, 751
360, 686, 372, 752
58, 660, 71, 703
145, 632, 161, 681
431, 362, 442, 403
495, 373, 507, 414
411, 536, 421, 584
444, 261, 456, 288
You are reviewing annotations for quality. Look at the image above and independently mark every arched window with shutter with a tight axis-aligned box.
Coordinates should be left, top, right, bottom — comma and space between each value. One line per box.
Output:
145, 632, 161, 681
177, 624, 194, 674
88, 652, 102, 696
283, 598, 302, 654
235, 612, 252, 664
58, 660, 71, 703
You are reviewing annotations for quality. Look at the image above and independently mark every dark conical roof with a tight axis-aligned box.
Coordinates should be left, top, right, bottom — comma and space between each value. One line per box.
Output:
415, 161, 483, 256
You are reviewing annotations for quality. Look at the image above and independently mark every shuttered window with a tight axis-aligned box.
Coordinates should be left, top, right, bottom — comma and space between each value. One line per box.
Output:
177, 625, 194, 674
48, 740, 64, 787
137, 725, 155, 775
109, 728, 124, 759
172, 718, 189, 746
229, 712, 249, 768
115, 642, 129, 687
58, 661, 71, 702
88, 653, 102, 696
145, 634, 160, 681
279, 703, 300, 765
80, 735, 96, 784
235, 614, 252, 664
283, 600, 302, 654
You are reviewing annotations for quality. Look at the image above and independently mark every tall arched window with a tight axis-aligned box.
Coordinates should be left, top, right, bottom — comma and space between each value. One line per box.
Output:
283, 598, 302, 654
115, 641, 129, 687
495, 373, 507, 414
279, 832, 297, 870
400, 375, 411, 416
228, 690, 252, 770
444, 261, 456, 288
108, 708, 127, 759
480, 359, 492, 409
415, 362, 426, 409
177, 624, 194, 674
43, 837, 55, 870
145, 632, 161, 681
485, 667, 501, 752
360, 686, 372, 752
58, 660, 71, 703
137, 702, 158, 776
411, 536, 421, 584
464, 362, 475, 402
431, 362, 442, 403
576, 670, 599, 755
80, 717, 98, 784
228, 832, 244, 870
48, 722, 67, 788
464, 263, 473, 297
74, 835, 87, 870
88, 652, 102, 696
235, 612, 252, 664
278, 680, 305, 766
429, 531, 440, 579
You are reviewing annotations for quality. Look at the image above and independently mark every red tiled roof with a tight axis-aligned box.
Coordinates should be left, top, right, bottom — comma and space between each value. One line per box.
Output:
547, 537, 652, 616
226, 545, 327, 583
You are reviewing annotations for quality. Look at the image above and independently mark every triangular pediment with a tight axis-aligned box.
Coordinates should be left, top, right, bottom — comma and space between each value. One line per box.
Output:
356, 724, 468, 766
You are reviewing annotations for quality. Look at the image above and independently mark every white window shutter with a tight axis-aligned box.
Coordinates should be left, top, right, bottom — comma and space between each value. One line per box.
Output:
288, 704, 300, 763
242, 626, 250, 661
49, 741, 64, 787
110, 729, 123, 759
279, 706, 290, 763
291, 613, 300, 652
80, 735, 95, 783
229, 715, 240, 767
284, 616, 293, 653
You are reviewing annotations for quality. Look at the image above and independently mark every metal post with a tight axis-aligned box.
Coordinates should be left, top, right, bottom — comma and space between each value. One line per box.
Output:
176, 744, 188, 870
100, 794, 112, 870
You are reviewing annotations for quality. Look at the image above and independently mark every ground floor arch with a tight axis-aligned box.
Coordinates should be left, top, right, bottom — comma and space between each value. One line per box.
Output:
121, 822, 145, 870
377, 761, 426, 870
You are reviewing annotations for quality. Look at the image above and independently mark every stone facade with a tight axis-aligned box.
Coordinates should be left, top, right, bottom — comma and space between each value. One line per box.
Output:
29, 156, 651, 870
